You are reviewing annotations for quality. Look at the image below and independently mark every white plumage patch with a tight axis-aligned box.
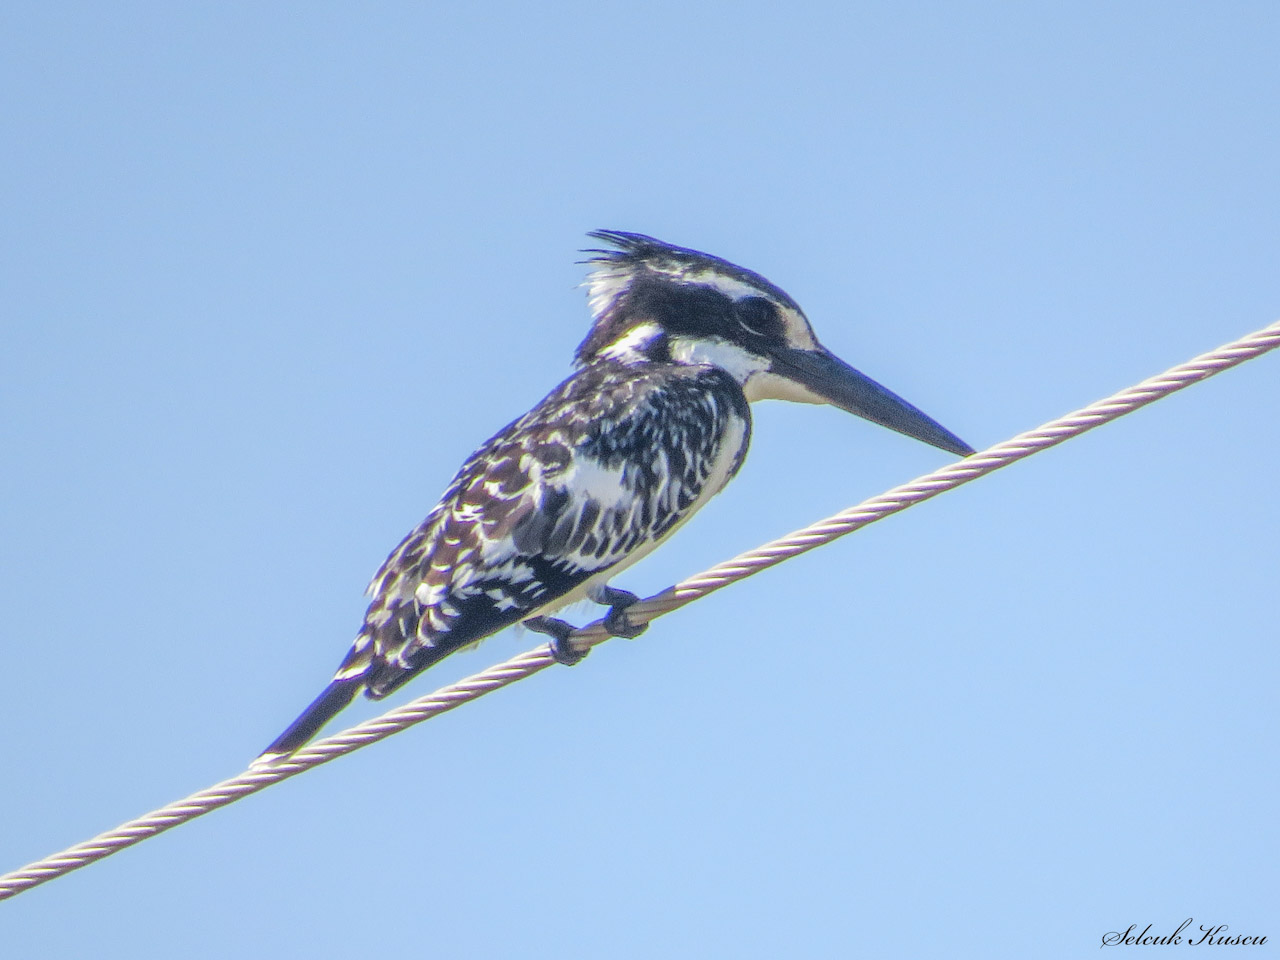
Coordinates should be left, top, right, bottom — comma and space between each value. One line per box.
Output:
597, 322, 664, 362
669, 336, 769, 385
743, 369, 829, 405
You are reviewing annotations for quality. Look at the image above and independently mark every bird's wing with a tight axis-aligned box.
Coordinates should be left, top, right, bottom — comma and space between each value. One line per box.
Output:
345, 362, 751, 698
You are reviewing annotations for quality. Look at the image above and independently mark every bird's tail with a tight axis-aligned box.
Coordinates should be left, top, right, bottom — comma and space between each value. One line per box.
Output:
254, 677, 363, 765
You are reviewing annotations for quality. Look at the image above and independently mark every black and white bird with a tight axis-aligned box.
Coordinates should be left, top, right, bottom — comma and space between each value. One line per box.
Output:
258, 230, 973, 761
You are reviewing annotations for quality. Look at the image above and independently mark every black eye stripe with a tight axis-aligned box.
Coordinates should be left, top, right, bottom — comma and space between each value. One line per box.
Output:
734, 297, 781, 338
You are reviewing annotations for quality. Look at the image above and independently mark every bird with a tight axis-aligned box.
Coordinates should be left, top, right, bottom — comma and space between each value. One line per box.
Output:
257, 230, 974, 762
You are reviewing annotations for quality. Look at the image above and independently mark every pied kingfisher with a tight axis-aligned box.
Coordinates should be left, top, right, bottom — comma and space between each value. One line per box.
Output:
258, 230, 973, 761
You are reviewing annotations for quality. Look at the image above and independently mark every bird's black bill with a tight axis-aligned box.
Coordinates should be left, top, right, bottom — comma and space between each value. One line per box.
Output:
773, 346, 975, 456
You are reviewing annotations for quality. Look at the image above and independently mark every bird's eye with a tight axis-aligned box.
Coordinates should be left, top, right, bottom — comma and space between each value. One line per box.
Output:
734, 297, 780, 338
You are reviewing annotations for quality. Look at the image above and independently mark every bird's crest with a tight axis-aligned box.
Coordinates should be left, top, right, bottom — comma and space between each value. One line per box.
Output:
577, 230, 800, 364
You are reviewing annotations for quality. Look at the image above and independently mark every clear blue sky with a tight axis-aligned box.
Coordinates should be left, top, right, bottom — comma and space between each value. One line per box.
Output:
3, 3, 1276, 957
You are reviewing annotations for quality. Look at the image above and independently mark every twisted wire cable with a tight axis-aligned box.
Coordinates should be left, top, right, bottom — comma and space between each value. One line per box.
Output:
2, 318, 1277, 903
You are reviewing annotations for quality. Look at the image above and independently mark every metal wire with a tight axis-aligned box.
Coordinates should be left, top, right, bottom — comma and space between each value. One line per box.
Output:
2, 318, 1277, 903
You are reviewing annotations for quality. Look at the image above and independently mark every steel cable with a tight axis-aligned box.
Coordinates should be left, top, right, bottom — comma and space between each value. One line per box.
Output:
2, 318, 1277, 902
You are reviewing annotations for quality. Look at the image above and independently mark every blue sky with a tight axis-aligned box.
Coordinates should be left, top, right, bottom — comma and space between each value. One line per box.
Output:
2, 3, 1277, 957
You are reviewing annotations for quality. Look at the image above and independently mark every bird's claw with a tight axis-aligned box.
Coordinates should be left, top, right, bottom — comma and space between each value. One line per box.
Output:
598, 588, 648, 639
524, 616, 589, 665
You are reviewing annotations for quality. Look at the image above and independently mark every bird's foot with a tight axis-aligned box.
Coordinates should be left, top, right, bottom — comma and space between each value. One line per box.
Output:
593, 586, 649, 640
524, 616, 589, 665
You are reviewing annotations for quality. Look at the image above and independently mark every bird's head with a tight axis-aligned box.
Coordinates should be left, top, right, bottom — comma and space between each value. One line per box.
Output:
577, 230, 974, 456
